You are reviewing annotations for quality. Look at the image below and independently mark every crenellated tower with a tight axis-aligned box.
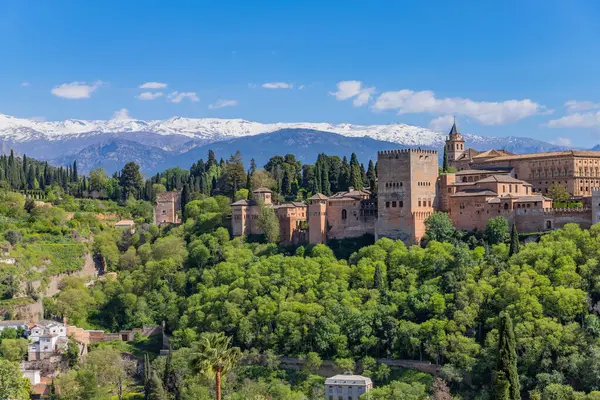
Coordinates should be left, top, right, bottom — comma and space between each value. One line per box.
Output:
375, 148, 438, 244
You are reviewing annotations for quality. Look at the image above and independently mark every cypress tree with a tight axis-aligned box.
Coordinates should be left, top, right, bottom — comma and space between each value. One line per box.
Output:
442, 143, 449, 172
349, 153, 363, 190
373, 264, 384, 290
181, 184, 190, 217
509, 224, 520, 256
367, 160, 377, 192
72, 160, 78, 182
495, 313, 519, 400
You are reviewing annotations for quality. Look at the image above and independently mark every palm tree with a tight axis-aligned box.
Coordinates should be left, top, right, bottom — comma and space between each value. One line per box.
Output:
189, 332, 242, 400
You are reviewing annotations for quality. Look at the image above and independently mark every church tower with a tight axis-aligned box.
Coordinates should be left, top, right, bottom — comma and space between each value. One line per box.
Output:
445, 119, 465, 162
308, 194, 327, 244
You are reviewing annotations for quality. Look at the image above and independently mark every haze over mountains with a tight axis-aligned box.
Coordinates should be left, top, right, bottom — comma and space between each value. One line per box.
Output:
0, 113, 573, 174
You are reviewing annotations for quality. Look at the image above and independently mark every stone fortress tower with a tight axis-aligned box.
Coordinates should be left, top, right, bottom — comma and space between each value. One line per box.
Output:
375, 148, 438, 244
308, 193, 328, 244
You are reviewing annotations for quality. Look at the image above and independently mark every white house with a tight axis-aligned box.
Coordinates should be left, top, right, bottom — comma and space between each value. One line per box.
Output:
0, 320, 28, 335
28, 320, 68, 361
21, 369, 40, 385
325, 374, 373, 400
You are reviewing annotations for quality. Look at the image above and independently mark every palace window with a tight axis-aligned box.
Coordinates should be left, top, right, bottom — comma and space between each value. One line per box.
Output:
392, 201, 397, 207
399, 201, 404, 207
341, 209, 347, 220
385, 201, 390, 208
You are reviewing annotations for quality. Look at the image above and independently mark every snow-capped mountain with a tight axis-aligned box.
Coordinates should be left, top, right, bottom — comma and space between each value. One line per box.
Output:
0, 113, 446, 145
0, 113, 571, 174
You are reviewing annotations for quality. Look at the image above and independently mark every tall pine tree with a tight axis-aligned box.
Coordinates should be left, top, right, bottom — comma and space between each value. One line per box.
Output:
495, 313, 519, 400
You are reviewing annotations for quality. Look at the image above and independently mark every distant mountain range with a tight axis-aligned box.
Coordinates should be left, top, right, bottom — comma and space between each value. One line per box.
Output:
0, 113, 579, 174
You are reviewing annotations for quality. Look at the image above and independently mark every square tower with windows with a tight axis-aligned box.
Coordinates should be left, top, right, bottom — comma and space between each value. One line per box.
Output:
375, 148, 438, 244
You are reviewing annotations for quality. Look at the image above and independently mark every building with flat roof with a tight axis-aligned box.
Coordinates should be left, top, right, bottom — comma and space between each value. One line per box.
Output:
325, 374, 372, 400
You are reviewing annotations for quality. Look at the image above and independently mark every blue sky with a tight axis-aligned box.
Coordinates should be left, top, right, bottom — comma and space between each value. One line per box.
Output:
2, 0, 600, 146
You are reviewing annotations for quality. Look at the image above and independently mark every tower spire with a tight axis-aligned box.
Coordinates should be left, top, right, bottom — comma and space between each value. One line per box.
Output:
449, 117, 459, 135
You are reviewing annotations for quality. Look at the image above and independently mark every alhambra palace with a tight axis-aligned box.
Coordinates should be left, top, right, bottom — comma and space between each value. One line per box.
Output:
156, 121, 600, 245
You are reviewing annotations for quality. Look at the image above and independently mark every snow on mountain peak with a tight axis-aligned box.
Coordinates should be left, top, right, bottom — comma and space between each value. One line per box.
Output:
0, 113, 455, 146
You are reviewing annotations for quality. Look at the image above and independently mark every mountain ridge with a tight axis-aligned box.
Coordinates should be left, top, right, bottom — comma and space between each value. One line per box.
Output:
0, 113, 579, 174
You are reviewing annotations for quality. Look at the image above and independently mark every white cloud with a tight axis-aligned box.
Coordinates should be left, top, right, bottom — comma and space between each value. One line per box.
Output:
20, 82, 30, 87
51, 81, 104, 99
248, 83, 258, 89
298, 85, 305, 90
564, 100, 600, 112
429, 115, 455, 131
551, 137, 573, 146
139, 81, 167, 89
208, 99, 238, 109
167, 91, 199, 103
111, 108, 132, 120
330, 80, 375, 107
546, 111, 600, 128
262, 82, 293, 89
372, 89, 547, 125
137, 91, 164, 101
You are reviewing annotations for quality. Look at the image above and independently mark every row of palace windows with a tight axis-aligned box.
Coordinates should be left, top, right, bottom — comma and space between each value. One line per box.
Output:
578, 168, 600, 176
385, 201, 404, 208
534, 169, 570, 178
448, 143, 464, 150
417, 182, 432, 187
385, 182, 403, 188
501, 184, 524, 194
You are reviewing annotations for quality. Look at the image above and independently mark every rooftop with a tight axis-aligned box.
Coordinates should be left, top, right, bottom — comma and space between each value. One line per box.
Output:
308, 193, 328, 200
476, 175, 530, 184
253, 187, 272, 193
450, 189, 498, 197
477, 150, 600, 162
0, 320, 26, 326
325, 374, 373, 385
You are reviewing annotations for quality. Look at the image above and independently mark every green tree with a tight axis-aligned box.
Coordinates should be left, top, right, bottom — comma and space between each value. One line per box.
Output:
442, 143, 449, 172
549, 183, 570, 204
0, 359, 30, 400
425, 212, 456, 242
509, 223, 520, 256
189, 332, 242, 400
495, 313, 520, 400
119, 162, 143, 200
257, 204, 280, 243
484, 216, 510, 245
366, 160, 377, 191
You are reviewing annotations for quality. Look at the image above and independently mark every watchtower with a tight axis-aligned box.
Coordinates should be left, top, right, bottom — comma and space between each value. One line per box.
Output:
308, 193, 328, 244
375, 149, 438, 244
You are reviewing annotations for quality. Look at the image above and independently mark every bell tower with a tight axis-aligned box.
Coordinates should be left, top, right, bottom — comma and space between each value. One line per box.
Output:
445, 118, 465, 162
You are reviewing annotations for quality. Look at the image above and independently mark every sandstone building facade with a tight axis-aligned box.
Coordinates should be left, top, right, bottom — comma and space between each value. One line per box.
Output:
447, 127, 600, 197
230, 121, 599, 245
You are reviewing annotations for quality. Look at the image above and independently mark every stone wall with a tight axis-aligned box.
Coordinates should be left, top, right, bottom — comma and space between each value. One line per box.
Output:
326, 199, 376, 239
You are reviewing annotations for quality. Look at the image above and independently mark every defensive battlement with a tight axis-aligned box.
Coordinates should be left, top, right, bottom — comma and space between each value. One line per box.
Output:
541, 207, 591, 216
412, 210, 435, 219
378, 148, 438, 157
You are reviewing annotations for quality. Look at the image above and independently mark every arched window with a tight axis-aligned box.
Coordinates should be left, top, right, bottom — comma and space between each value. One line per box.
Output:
504, 203, 509, 210
341, 209, 347, 220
